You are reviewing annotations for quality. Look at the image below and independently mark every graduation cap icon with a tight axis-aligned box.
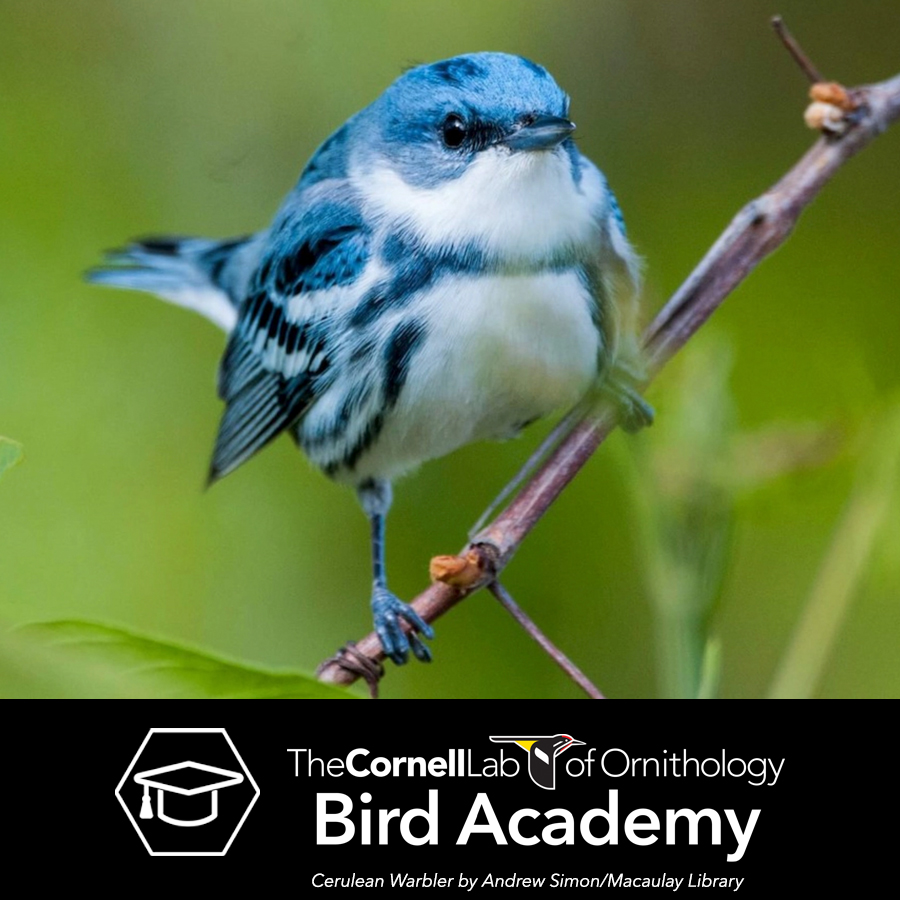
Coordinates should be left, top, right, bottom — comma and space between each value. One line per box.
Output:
134, 761, 245, 827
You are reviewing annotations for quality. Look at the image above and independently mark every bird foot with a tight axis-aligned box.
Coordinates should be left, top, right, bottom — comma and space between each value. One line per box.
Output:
613, 383, 655, 433
371, 586, 434, 665
602, 365, 655, 433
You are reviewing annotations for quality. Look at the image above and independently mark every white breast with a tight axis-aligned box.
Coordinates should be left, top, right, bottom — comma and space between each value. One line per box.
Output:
356, 146, 603, 262
351, 269, 599, 483
333, 144, 610, 483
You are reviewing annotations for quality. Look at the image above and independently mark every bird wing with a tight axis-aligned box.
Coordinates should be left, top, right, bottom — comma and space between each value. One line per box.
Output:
575, 153, 640, 291
210, 178, 370, 482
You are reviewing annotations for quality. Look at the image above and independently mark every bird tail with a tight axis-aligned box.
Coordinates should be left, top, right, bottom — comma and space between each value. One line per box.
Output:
85, 235, 260, 334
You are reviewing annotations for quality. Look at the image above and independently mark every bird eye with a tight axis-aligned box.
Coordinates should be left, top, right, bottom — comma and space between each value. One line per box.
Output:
441, 114, 467, 149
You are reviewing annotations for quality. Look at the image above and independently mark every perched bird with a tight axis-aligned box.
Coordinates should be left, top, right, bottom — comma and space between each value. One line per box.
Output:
88, 52, 651, 666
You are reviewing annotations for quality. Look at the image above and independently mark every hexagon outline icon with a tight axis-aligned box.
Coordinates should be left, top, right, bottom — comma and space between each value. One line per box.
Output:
115, 727, 260, 857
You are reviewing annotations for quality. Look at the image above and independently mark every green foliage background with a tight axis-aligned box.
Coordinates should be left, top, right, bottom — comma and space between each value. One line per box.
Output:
1, 1, 898, 698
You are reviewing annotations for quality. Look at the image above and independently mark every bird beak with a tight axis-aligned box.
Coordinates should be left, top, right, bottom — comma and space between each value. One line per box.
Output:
557, 736, 585, 754
502, 115, 576, 151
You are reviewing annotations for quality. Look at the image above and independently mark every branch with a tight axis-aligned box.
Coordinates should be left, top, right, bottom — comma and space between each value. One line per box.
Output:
318, 56, 900, 690
488, 581, 605, 699
771, 16, 825, 84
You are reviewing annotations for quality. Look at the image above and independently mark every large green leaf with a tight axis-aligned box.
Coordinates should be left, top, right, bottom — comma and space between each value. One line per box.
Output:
3, 620, 356, 699
0, 437, 22, 481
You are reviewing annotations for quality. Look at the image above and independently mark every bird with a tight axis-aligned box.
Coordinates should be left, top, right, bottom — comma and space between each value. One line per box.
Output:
87, 52, 652, 667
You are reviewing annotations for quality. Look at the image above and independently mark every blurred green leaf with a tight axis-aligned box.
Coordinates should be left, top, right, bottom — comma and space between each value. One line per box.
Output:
3, 621, 356, 699
696, 637, 722, 700
768, 403, 900, 699
0, 438, 22, 481
626, 338, 737, 698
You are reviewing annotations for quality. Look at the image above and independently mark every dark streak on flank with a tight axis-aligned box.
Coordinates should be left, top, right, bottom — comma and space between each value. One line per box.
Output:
383, 319, 427, 407
301, 382, 374, 452
327, 411, 386, 476
322, 320, 426, 476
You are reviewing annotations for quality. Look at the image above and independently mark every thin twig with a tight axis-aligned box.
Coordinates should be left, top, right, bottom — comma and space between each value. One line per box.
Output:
771, 16, 825, 84
468, 404, 583, 538
488, 581, 605, 699
318, 52, 900, 690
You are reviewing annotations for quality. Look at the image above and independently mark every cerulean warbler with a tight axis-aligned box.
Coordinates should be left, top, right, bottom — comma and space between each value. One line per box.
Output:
88, 52, 651, 666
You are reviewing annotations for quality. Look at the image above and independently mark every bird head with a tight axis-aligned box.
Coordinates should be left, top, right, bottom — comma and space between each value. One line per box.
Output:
358, 52, 576, 189
548, 734, 586, 758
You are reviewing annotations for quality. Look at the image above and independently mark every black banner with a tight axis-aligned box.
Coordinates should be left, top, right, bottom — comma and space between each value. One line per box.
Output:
16, 705, 883, 891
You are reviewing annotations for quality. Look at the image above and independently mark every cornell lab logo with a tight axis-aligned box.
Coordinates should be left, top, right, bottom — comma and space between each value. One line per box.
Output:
490, 734, 585, 790
115, 728, 260, 856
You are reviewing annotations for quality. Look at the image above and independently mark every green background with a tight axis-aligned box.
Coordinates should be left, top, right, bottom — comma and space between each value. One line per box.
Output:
2, 1, 898, 698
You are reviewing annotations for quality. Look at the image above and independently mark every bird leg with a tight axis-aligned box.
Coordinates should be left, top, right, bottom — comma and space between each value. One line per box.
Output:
359, 479, 434, 664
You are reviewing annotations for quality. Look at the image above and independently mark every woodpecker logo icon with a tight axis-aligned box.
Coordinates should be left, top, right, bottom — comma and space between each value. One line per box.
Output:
489, 734, 585, 790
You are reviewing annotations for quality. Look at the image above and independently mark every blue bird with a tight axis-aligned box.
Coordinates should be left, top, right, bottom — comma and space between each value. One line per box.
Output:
87, 52, 651, 665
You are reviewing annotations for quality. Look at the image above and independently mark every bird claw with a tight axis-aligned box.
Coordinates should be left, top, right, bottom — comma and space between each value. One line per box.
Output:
602, 365, 654, 433
614, 384, 655, 433
371, 587, 434, 665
